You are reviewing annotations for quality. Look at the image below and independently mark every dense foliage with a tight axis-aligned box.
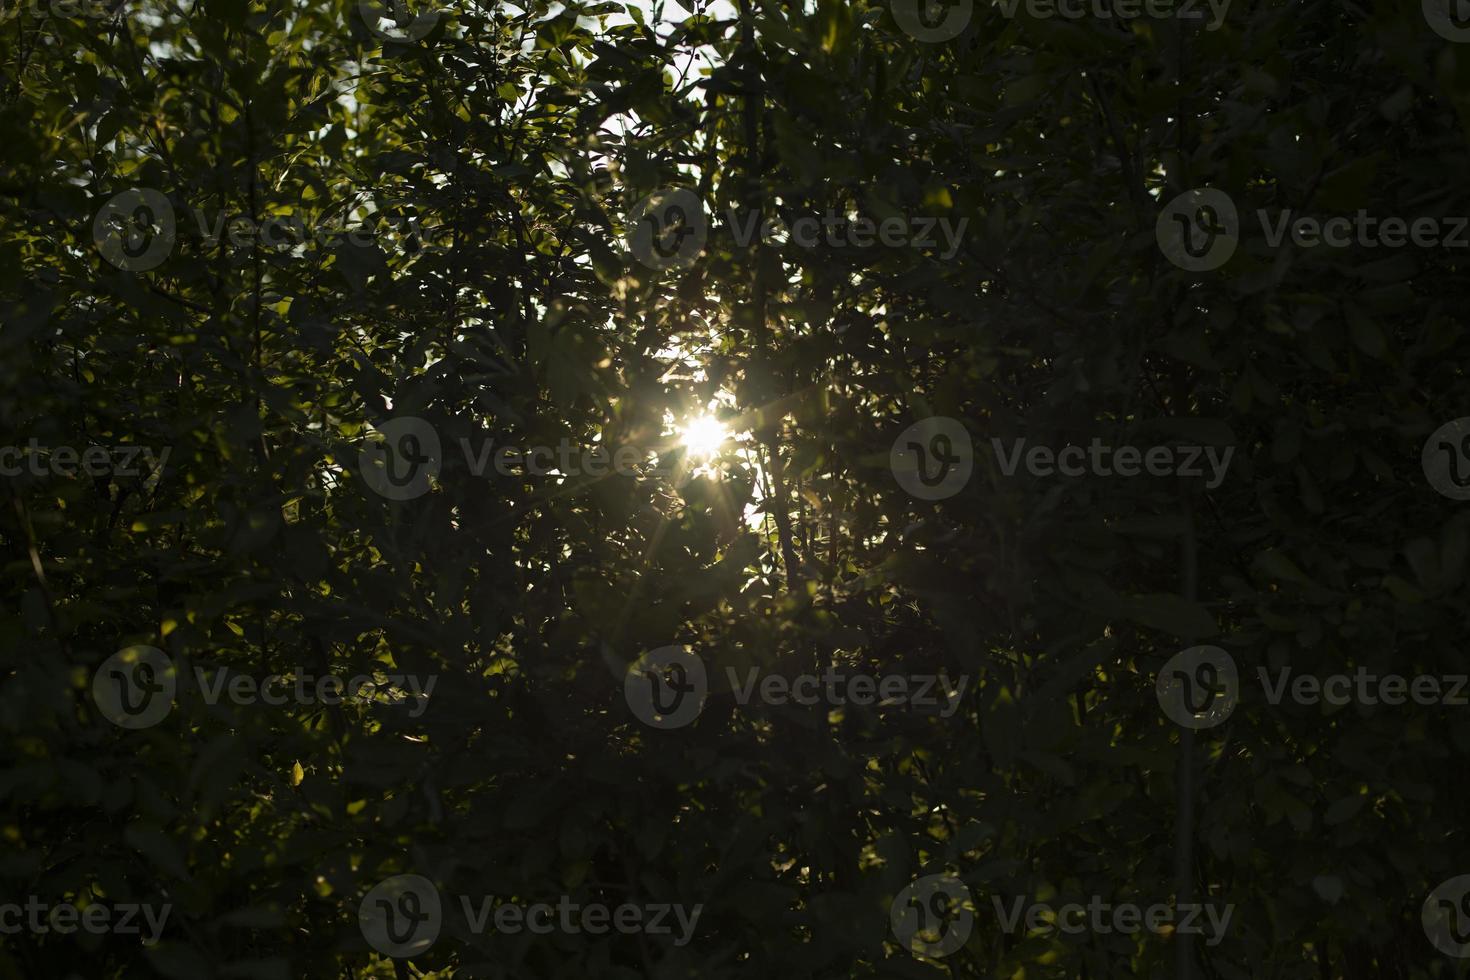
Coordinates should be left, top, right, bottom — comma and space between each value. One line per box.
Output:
2, 0, 1469, 976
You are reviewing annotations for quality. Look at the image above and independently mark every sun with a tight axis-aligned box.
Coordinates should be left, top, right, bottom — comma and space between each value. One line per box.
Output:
679, 414, 730, 460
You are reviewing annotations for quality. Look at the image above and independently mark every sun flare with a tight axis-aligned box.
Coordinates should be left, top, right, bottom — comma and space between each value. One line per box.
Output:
679, 415, 730, 460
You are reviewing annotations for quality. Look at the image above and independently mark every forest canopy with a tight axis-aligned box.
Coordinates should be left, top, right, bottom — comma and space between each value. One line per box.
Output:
2, 0, 1470, 977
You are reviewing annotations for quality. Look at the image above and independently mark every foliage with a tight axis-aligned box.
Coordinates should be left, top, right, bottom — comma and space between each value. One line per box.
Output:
1, 0, 1468, 977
